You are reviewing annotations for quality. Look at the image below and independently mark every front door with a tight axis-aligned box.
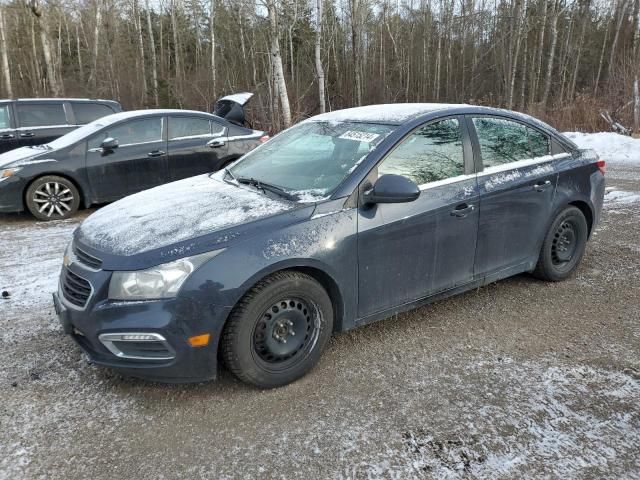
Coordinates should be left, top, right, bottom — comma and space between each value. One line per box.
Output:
167, 115, 228, 181
357, 117, 479, 318
85, 116, 168, 201
469, 115, 559, 275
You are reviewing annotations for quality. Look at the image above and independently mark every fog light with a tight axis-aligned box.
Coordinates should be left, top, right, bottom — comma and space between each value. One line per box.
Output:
121, 334, 158, 341
188, 333, 211, 347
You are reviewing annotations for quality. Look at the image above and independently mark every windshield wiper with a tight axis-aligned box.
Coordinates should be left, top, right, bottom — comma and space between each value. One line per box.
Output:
235, 176, 297, 201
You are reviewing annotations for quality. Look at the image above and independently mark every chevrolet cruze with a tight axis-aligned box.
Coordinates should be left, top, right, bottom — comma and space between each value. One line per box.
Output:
54, 104, 605, 388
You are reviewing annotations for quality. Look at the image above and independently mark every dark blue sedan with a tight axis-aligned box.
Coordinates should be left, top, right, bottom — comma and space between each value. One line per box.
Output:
54, 104, 605, 387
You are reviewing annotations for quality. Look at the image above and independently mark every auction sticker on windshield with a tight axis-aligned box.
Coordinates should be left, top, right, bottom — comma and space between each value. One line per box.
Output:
339, 131, 380, 143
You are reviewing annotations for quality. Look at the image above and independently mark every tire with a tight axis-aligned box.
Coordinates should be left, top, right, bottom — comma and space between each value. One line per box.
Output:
221, 271, 334, 388
25, 175, 81, 221
532, 206, 589, 282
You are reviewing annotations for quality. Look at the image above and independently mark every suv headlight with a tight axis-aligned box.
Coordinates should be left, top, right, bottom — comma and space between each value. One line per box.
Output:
108, 250, 223, 300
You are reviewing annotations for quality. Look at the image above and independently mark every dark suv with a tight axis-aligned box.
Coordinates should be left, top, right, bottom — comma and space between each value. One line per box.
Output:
0, 98, 122, 154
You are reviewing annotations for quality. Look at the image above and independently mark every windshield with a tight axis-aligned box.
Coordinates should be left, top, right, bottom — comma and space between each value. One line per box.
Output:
229, 121, 394, 200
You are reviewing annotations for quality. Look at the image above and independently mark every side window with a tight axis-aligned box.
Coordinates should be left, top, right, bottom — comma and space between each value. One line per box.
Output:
73, 103, 115, 124
168, 116, 212, 140
88, 118, 163, 149
16, 103, 67, 128
378, 118, 465, 185
211, 121, 225, 136
0, 105, 10, 129
472, 117, 530, 167
527, 127, 550, 157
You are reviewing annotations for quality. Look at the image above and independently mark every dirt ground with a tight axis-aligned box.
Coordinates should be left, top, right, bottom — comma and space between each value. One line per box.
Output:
0, 164, 638, 479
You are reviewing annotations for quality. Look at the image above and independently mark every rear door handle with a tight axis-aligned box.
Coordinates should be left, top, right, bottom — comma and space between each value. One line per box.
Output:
207, 139, 226, 148
20, 132, 35, 138
534, 180, 552, 192
451, 203, 475, 218
0, 134, 15, 140
147, 150, 166, 157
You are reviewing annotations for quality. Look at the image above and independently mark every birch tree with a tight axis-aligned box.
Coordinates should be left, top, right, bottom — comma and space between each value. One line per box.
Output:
0, 6, 13, 97
266, 0, 292, 127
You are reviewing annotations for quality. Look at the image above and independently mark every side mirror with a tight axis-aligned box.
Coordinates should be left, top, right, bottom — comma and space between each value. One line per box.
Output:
100, 137, 119, 150
362, 174, 420, 205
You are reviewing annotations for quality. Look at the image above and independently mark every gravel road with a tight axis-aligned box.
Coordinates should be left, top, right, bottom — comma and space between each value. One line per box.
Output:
0, 164, 638, 479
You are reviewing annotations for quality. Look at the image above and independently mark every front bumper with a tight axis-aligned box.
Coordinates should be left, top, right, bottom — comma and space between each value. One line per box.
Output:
53, 264, 232, 383
0, 175, 26, 212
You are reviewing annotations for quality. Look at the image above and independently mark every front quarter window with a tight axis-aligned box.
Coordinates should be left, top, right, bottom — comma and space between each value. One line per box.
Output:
229, 121, 393, 198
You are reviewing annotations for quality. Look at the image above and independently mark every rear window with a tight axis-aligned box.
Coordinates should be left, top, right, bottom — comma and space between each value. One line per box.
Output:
16, 103, 67, 128
168, 116, 211, 140
72, 103, 115, 125
0, 105, 10, 129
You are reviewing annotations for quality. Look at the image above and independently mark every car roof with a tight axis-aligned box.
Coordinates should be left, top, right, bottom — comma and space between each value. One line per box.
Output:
311, 103, 469, 124
3, 98, 121, 104
94, 109, 223, 124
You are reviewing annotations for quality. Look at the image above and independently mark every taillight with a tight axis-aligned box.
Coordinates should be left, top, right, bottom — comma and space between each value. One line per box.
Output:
596, 159, 606, 175
260, 135, 270, 143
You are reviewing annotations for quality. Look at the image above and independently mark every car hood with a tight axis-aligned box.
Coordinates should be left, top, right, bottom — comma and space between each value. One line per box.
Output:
0, 146, 49, 168
75, 172, 301, 262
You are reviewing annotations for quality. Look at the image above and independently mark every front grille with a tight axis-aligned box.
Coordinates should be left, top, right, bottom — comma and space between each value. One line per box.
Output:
61, 268, 92, 308
74, 245, 102, 270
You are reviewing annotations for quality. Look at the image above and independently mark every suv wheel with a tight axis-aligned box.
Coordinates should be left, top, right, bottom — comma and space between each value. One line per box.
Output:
221, 271, 333, 388
26, 175, 80, 221
532, 206, 588, 281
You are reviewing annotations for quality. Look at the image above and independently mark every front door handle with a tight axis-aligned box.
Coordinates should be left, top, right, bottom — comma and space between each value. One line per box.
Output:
534, 180, 552, 192
207, 139, 226, 148
20, 132, 35, 138
451, 203, 475, 218
147, 150, 166, 157
0, 134, 15, 140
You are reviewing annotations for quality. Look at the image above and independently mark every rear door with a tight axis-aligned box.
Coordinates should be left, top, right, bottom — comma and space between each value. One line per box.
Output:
14, 101, 74, 146
469, 115, 559, 276
85, 116, 168, 201
0, 102, 17, 154
357, 116, 479, 318
167, 115, 228, 181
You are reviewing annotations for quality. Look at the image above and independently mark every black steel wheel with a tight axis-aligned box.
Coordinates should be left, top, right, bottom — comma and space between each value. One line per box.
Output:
533, 206, 589, 281
25, 175, 80, 221
222, 271, 333, 388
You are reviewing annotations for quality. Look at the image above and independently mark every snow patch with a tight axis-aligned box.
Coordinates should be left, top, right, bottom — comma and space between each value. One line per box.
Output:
563, 132, 640, 164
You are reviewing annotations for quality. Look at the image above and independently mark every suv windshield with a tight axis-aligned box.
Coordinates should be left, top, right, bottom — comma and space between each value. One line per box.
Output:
229, 121, 394, 200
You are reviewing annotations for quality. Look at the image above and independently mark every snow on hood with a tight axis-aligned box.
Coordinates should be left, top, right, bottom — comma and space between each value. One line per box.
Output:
76, 173, 293, 256
0, 146, 47, 168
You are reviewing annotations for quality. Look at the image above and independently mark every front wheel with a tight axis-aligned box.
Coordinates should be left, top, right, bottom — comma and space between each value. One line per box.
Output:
25, 175, 80, 221
532, 206, 589, 282
221, 271, 333, 388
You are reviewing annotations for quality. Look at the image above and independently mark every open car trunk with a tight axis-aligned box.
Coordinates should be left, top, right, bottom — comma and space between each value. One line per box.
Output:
214, 92, 254, 127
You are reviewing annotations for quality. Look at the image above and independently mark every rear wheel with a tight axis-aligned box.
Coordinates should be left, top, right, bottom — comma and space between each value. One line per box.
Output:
25, 175, 80, 221
532, 206, 588, 281
221, 271, 333, 388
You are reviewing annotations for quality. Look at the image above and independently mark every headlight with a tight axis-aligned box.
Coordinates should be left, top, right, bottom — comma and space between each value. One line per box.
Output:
0, 167, 22, 179
108, 250, 223, 301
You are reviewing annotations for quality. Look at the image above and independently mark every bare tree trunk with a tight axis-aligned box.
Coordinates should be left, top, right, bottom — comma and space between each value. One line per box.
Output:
541, 1, 560, 107
210, 0, 216, 98
529, 0, 547, 105
145, 0, 159, 107
91, 0, 102, 93
607, 0, 629, 82
135, 0, 148, 105
634, 76, 640, 133
0, 6, 13, 97
76, 24, 83, 84
171, 0, 182, 104
29, 0, 63, 96
508, 0, 524, 109
569, 0, 590, 100
267, 0, 291, 127
315, 0, 326, 112
594, 11, 612, 94
350, 0, 362, 105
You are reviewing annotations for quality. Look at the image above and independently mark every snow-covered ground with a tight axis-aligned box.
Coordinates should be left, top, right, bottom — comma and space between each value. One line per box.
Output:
564, 131, 640, 164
